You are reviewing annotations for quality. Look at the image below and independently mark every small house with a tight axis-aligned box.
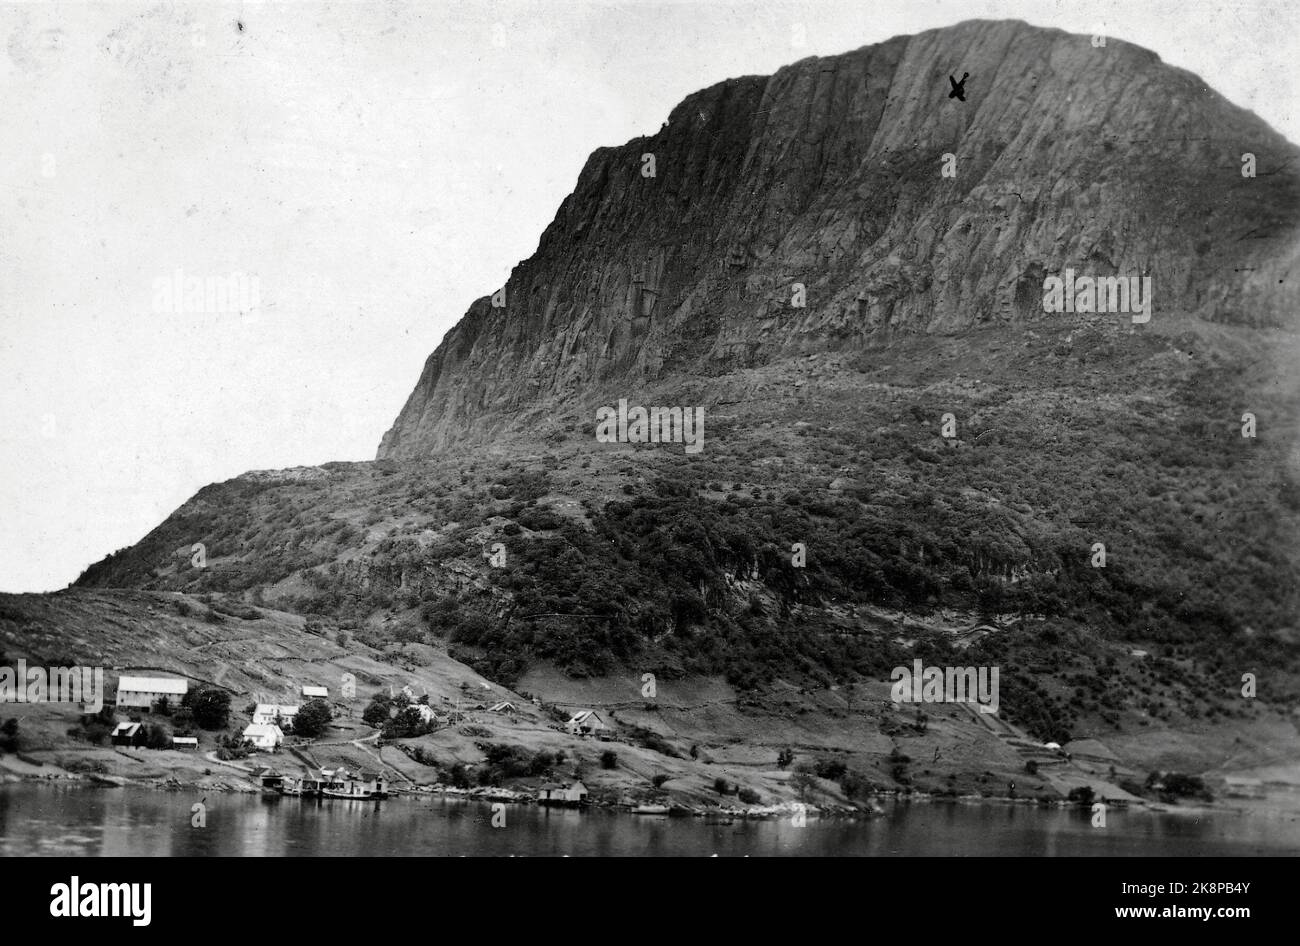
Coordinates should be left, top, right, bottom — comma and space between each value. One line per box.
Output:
111, 722, 145, 747
116, 676, 188, 710
241, 723, 284, 752
566, 710, 611, 738
171, 736, 199, 750
252, 704, 300, 730
408, 704, 437, 724
537, 781, 588, 806
302, 685, 329, 700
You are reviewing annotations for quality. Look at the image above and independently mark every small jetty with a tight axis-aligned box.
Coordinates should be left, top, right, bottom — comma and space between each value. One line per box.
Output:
260, 767, 388, 800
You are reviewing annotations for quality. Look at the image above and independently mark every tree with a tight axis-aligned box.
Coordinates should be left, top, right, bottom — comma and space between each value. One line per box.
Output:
155, 696, 172, 717
713, 777, 730, 795
144, 723, 171, 750
600, 750, 618, 770
0, 718, 18, 752
188, 687, 231, 730
294, 699, 333, 739
777, 747, 794, 769
362, 696, 392, 728
383, 706, 433, 739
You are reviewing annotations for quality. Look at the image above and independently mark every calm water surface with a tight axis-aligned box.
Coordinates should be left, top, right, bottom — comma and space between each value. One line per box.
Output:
2, 784, 1298, 856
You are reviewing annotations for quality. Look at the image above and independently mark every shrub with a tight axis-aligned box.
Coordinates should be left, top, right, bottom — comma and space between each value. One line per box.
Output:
1067, 785, 1096, 806
652, 774, 671, 788
144, 723, 171, 750
814, 757, 847, 780
480, 744, 535, 779
1155, 772, 1213, 802
839, 771, 870, 800
630, 727, 679, 758
447, 763, 471, 788
600, 750, 618, 770
738, 787, 761, 804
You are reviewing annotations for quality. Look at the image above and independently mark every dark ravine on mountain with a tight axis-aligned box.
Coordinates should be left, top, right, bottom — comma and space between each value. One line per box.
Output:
9, 20, 1300, 807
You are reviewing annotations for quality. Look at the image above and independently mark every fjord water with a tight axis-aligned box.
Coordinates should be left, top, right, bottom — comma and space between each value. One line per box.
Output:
3, 785, 1298, 856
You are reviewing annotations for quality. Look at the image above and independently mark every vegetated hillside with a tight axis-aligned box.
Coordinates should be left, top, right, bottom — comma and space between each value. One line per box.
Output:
77, 322, 1300, 744
377, 18, 1300, 458
66, 20, 1300, 749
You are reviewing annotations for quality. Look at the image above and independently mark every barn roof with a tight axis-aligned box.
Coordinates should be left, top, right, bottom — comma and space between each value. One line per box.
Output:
117, 676, 188, 694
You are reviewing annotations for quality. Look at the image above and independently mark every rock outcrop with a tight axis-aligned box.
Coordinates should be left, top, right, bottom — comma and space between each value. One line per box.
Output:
379, 18, 1300, 457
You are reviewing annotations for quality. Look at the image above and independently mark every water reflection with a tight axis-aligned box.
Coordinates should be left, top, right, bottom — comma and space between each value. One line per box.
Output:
1, 785, 1297, 857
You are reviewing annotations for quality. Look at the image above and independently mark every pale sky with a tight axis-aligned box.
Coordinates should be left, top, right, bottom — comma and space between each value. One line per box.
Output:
2, 0, 1296, 593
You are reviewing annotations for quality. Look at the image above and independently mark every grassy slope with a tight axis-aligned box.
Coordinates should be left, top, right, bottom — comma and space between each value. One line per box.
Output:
23, 318, 1300, 805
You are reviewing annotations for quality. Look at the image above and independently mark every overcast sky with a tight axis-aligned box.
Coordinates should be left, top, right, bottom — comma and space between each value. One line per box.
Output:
1, 0, 1295, 593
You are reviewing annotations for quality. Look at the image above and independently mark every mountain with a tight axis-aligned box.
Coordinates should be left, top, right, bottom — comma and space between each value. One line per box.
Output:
376, 18, 1300, 458
57, 19, 1300, 779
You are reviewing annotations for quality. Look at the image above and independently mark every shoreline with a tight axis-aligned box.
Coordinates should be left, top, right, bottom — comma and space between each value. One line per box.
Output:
1, 766, 1276, 822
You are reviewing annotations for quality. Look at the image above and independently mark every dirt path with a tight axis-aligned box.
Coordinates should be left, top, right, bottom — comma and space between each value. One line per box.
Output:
203, 751, 255, 773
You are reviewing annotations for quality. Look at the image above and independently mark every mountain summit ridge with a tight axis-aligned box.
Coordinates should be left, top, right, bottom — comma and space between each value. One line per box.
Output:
377, 19, 1299, 459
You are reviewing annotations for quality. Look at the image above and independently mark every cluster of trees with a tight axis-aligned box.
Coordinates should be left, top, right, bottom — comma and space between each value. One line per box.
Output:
293, 700, 333, 738
476, 744, 568, 785
362, 692, 437, 739
182, 687, 231, 730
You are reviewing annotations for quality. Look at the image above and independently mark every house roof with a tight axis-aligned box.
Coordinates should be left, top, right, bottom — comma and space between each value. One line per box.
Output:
242, 724, 284, 738
567, 710, 604, 725
118, 676, 188, 694
489, 701, 516, 712
302, 686, 329, 698
254, 703, 300, 716
112, 722, 141, 736
171, 737, 199, 746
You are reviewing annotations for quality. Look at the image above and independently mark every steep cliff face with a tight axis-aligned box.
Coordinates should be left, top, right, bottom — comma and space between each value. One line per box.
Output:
378, 18, 1300, 458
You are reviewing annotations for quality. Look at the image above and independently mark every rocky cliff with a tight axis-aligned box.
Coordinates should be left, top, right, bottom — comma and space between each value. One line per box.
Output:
377, 18, 1300, 458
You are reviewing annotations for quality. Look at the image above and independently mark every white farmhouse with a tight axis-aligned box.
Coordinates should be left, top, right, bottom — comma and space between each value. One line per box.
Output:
241, 724, 284, 752
252, 704, 300, 730
565, 710, 611, 738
